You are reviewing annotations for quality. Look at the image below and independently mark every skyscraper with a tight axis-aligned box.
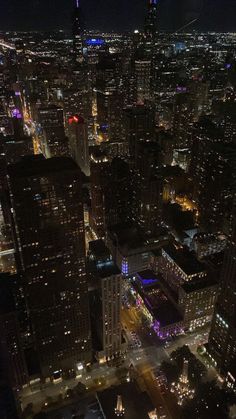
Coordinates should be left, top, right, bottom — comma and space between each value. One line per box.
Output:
72, 0, 84, 64
37, 105, 69, 158
68, 114, 90, 176
207, 204, 236, 386
145, 0, 158, 39
89, 240, 123, 363
8, 156, 91, 379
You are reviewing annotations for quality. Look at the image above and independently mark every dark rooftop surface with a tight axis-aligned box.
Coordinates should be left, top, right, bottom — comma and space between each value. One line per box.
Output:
109, 222, 169, 253
0, 273, 17, 314
8, 155, 79, 178
152, 300, 183, 326
136, 270, 159, 288
163, 243, 206, 275
181, 277, 218, 294
98, 382, 154, 419
97, 261, 121, 279
133, 272, 182, 326
89, 240, 110, 258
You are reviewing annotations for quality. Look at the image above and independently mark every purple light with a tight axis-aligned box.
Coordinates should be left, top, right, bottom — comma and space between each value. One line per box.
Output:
15, 91, 21, 96
226, 63, 232, 70
12, 108, 22, 119
176, 86, 187, 93
76, 0, 79, 8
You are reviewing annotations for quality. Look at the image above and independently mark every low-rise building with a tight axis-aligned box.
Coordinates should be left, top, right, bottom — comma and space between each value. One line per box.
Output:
193, 232, 227, 259
107, 223, 169, 277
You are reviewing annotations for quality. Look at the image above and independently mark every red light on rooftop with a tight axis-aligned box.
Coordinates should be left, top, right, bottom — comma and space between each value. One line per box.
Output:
68, 114, 85, 124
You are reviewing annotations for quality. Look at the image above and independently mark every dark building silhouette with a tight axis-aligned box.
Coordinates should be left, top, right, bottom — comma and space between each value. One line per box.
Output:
37, 105, 69, 158
208, 205, 236, 386
8, 156, 91, 378
145, 0, 158, 38
72, 0, 83, 64
68, 114, 90, 176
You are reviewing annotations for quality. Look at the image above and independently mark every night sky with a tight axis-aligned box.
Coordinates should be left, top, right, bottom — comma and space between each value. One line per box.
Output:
0, 0, 236, 32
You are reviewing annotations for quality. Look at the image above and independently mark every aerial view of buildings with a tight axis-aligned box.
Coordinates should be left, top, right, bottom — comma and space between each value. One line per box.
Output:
0, 0, 236, 418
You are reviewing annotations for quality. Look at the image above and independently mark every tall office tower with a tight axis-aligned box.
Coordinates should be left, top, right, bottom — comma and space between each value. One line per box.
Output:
72, 0, 84, 64
123, 104, 155, 160
2, 134, 33, 165
145, 0, 158, 39
190, 119, 236, 233
8, 156, 91, 378
96, 53, 124, 142
68, 114, 90, 176
207, 206, 236, 387
90, 149, 109, 238
88, 240, 123, 363
134, 57, 152, 102
172, 91, 191, 148
64, 66, 92, 124
104, 158, 134, 228
135, 141, 163, 236
188, 79, 210, 122
0, 273, 28, 389
38, 105, 69, 158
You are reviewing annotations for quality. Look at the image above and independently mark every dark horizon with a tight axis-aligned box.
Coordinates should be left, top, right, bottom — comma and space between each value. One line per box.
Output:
0, 0, 236, 33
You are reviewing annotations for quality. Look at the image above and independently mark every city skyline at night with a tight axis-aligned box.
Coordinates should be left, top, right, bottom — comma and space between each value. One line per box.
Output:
0, 0, 236, 418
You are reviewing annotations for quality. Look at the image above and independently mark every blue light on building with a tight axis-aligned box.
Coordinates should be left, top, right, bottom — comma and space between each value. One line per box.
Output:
86, 38, 105, 46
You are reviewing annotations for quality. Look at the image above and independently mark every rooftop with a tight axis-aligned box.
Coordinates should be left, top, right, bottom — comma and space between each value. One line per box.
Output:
8, 155, 79, 178
97, 261, 121, 279
163, 243, 206, 276
136, 270, 159, 288
108, 222, 169, 255
153, 300, 183, 327
181, 277, 218, 294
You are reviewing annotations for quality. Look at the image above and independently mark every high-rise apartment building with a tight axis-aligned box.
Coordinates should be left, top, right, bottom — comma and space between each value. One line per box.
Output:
88, 240, 123, 362
207, 206, 236, 387
8, 156, 91, 378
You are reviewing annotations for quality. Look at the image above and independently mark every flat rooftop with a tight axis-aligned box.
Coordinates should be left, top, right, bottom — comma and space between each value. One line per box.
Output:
97, 261, 121, 278
181, 277, 218, 294
136, 270, 159, 288
108, 222, 169, 254
8, 155, 79, 178
163, 243, 206, 275
98, 382, 154, 419
153, 300, 183, 327
133, 274, 182, 326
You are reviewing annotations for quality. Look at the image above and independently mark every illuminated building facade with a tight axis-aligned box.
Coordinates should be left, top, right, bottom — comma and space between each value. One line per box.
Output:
207, 207, 236, 385
135, 141, 163, 236
2, 135, 33, 165
90, 148, 109, 238
134, 58, 152, 102
145, 0, 158, 39
123, 104, 155, 159
131, 270, 184, 339
88, 240, 123, 362
178, 278, 218, 331
37, 105, 69, 158
8, 156, 91, 378
72, 0, 83, 64
68, 114, 90, 176
0, 273, 28, 389
159, 243, 207, 291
